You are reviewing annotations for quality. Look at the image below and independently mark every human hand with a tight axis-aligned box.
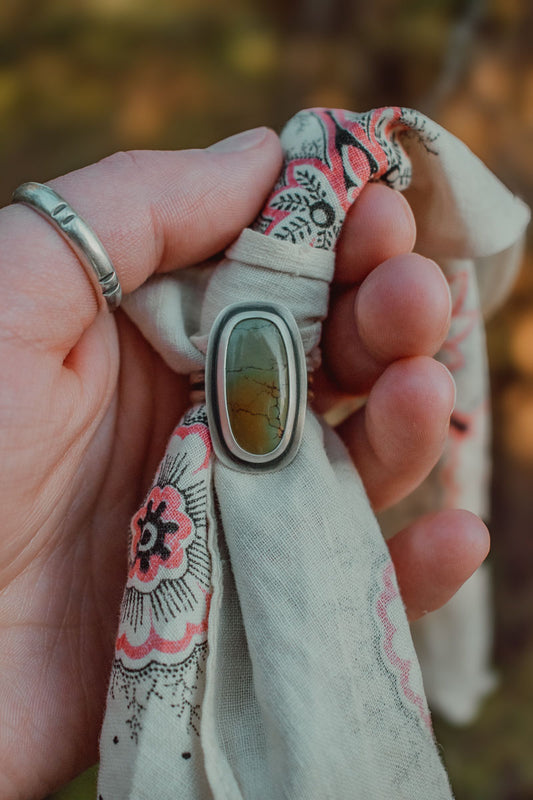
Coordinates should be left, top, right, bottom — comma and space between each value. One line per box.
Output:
0, 127, 488, 799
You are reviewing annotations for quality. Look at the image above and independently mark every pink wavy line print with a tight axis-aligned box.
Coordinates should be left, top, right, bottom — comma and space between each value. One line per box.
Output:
377, 562, 432, 731
116, 592, 212, 660
173, 421, 212, 474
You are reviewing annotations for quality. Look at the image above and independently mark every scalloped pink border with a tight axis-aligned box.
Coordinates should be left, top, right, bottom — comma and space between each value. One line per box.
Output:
377, 562, 432, 731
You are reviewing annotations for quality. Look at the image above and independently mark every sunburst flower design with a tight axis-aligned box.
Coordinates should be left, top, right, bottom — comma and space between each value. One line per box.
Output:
134, 498, 178, 574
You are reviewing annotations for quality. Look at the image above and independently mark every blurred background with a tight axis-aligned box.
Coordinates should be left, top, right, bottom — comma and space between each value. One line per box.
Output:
0, 0, 531, 798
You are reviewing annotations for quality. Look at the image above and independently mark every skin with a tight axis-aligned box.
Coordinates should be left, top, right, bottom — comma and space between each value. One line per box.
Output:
0, 127, 489, 800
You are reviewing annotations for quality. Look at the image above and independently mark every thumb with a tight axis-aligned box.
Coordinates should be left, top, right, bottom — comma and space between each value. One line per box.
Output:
0, 127, 282, 348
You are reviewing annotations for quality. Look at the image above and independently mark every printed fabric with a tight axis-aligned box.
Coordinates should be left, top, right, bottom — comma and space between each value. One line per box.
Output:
97, 107, 530, 800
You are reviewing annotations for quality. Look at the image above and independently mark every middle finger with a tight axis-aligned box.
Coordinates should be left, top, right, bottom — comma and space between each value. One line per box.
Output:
322, 252, 452, 397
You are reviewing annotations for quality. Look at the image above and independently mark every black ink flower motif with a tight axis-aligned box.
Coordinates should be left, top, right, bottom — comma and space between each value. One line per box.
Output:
135, 498, 178, 573
129, 485, 192, 582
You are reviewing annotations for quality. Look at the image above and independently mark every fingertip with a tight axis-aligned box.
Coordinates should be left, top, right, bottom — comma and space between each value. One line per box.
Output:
366, 357, 456, 469
201, 127, 283, 231
207, 126, 276, 154
336, 183, 416, 283
336, 356, 456, 511
389, 510, 490, 620
205, 127, 283, 186
397, 509, 490, 577
450, 509, 491, 566
355, 253, 452, 362
323, 252, 453, 398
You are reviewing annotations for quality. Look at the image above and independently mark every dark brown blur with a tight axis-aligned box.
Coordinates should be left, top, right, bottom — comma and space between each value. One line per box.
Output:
1, 2, 531, 798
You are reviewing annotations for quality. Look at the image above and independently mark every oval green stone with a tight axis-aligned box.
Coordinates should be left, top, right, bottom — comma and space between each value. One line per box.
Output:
225, 317, 289, 455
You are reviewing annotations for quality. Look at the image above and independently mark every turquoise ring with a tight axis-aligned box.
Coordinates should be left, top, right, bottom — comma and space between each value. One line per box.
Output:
205, 302, 307, 472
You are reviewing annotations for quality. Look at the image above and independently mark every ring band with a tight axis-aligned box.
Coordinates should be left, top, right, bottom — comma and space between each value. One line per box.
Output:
11, 181, 122, 311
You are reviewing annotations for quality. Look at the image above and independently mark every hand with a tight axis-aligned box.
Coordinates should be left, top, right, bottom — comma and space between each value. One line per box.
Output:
0, 127, 488, 799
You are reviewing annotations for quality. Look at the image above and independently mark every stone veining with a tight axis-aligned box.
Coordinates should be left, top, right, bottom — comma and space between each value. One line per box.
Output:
225, 318, 289, 455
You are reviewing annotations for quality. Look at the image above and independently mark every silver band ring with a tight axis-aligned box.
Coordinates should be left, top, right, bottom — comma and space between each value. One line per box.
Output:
11, 181, 122, 311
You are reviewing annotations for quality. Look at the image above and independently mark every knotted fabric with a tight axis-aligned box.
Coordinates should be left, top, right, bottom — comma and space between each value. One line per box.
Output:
97, 107, 529, 799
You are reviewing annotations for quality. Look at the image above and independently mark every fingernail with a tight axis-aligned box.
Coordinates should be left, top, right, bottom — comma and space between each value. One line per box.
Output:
208, 127, 268, 153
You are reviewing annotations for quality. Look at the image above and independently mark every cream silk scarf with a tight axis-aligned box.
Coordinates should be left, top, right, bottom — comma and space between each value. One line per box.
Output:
97, 107, 529, 799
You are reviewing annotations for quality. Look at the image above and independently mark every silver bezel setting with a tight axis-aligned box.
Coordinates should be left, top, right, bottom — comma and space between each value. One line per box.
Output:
205, 302, 307, 472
